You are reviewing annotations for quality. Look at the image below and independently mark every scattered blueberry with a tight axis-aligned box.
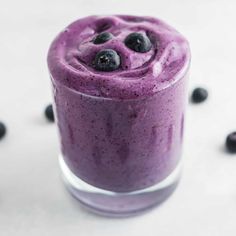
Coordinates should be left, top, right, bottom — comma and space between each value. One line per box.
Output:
93, 32, 113, 44
0, 122, 6, 140
191, 87, 208, 103
226, 132, 236, 153
45, 104, 54, 122
94, 49, 120, 72
124, 32, 152, 53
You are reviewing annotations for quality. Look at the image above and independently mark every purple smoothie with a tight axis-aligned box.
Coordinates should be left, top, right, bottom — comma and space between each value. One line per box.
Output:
48, 15, 190, 193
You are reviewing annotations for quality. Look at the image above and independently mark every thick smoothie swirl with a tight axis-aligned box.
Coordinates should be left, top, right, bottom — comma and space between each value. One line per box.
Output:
48, 15, 190, 99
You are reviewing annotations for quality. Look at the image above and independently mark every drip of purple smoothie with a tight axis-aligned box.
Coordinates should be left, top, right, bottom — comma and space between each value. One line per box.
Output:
48, 15, 190, 192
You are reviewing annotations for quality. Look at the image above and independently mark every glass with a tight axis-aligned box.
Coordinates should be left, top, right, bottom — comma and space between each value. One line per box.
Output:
50, 67, 189, 216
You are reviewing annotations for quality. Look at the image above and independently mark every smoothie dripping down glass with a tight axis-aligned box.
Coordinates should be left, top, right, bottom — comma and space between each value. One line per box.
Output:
47, 15, 190, 216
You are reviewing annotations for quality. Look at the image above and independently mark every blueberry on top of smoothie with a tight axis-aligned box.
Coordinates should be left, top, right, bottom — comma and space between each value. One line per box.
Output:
94, 49, 120, 72
124, 32, 152, 53
93, 32, 113, 44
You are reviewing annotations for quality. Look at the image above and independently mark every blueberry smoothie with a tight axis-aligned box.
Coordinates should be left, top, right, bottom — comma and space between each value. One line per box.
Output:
48, 15, 190, 195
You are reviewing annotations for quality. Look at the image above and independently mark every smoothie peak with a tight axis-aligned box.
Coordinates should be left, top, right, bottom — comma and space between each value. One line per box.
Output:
48, 15, 190, 99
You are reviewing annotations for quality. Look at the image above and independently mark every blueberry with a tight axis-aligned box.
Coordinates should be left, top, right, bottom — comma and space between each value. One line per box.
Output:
45, 104, 54, 122
93, 32, 113, 44
0, 122, 6, 140
191, 87, 208, 103
94, 49, 120, 72
226, 132, 236, 153
124, 32, 152, 53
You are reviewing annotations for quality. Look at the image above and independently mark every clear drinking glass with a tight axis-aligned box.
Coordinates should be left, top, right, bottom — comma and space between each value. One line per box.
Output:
49, 70, 188, 216
47, 15, 190, 216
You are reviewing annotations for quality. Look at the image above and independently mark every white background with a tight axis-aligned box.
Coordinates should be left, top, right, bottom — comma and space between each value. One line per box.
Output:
0, 0, 236, 235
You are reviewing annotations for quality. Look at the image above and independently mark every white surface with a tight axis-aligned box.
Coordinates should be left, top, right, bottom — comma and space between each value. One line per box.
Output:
0, 0, 236, 235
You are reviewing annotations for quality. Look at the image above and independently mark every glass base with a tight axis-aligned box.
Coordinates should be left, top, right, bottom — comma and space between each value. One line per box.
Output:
59, 155, 181, 217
